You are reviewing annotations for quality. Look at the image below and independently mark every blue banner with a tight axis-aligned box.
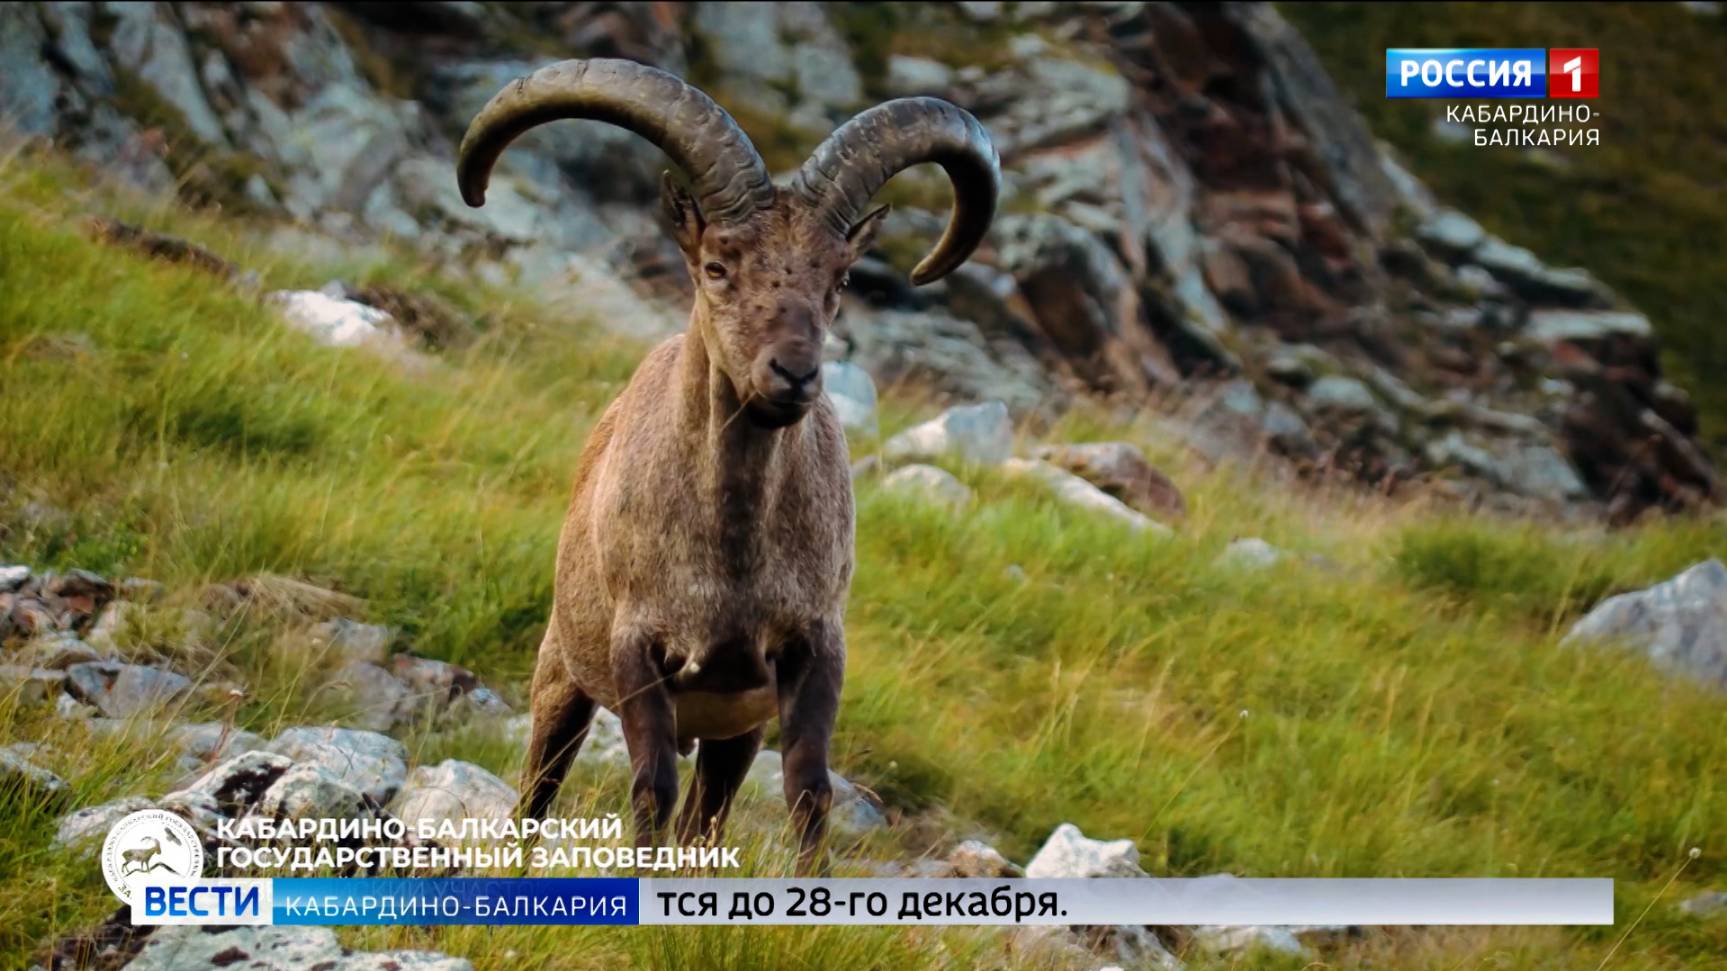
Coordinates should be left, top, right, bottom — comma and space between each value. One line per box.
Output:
1386, 49, 1548, 99
273, 877, 639, 925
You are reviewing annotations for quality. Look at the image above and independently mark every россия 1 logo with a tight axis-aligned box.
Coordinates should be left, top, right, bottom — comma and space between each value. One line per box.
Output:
1386, 48, 1599, 99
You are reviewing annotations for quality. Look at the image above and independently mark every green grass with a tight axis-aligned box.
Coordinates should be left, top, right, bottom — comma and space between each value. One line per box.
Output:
2, 144, 1726, 970
1280, 2, 1727, 452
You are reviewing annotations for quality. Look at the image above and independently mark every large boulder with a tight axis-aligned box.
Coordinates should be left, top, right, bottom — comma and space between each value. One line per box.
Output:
1562, 560, 1727, 690
266, 727, 407, 805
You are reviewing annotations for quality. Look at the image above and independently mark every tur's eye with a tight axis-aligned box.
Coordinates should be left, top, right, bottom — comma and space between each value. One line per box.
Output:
704, 262, 728, 281
837, 272, 850, 291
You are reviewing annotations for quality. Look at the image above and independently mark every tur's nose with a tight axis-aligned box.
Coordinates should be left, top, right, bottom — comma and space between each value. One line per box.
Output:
766, 357, 821, 401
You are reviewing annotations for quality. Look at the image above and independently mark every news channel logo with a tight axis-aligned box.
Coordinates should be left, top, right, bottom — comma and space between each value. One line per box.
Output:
101, 809, 204, 905
1386, 48, 1599, 99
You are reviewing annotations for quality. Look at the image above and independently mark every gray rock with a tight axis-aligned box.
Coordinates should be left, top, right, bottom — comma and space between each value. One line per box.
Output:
325, 661, 413, 733
1217, 538, 1284, 571
1416, 209, 1486, 256
1495, 444, 1588, 501
822, 361, 878, 433
55, 796, 156, 851
841, 302, 1052, 414
1033, 441, 1186, 523
1003, 459, 1172, 536
267, 727, 407, 805
884, 55, 954, 96
0, 564, 30, 592
743, 750, 885, 838
124, 925, 472, 971
251, 762, 372, 821
1527, 309, 1653, 344
64, 662, 192, 718
1563, 559, 1727, 690
389, 655, 512, 723
1307, 375, 1380, 415
172, 723, 266, 778
1474, 237, 1605, 303
1025, 822, 1146, 879
84, 600, 142, 653
181, 751, 296, 816
949, 839, 1023, 878
881, 464, 973, 510
108, 2, 228, 145
390, 760, 518, 830
690, 2, 859, 118
1, 742, 68, 805
307, 618, 394, 665
1262, 401, 1318, 455
884, 402, 1014, 466
1679, 890, 1727, 917
0, 664, 66, 705
1191, 924, 1307, 957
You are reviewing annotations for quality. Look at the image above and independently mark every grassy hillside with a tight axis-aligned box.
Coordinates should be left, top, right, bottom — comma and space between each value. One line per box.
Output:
2, 144, 1726, 970
1281, 2, 1727, 451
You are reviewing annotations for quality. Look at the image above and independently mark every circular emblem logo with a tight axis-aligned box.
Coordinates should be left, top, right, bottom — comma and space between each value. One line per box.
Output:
101, 810, 204, 905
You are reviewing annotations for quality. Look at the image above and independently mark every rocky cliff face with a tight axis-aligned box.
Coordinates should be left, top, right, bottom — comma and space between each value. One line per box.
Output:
2, 1, 1715, 520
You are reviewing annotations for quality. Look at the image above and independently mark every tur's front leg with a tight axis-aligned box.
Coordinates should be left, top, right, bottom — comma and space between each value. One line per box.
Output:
611, 628, 678, 849
776, 619, 845, 874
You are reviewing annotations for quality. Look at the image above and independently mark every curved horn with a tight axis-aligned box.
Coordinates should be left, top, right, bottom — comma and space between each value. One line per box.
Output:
457, 58, 774, 224
792, 97, 1000, 285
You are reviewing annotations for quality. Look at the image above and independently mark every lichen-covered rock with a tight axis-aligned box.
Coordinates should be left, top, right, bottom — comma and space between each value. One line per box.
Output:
389, 760, 518, 830
55, 796, 156, 851
267, 727, 407, 805
251, 762, 373, 821
181, 751, 295, 817
1025, 822, 1145, 879
1563, 559, 1727, 690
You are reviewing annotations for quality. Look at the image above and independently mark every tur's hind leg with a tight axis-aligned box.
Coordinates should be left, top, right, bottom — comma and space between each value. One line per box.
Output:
519, 633, 596, 820
675, 727, 764, 846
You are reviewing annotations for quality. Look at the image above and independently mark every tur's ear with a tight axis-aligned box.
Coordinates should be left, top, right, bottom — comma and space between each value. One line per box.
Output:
661, 171, 704, 258
846, 203, 890, 255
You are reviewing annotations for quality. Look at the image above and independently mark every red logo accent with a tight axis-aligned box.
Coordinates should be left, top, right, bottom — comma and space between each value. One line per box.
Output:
1549, 49, 1598, 99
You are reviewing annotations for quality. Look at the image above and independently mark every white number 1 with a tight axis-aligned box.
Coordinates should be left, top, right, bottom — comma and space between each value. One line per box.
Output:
1562, 56, 1585, 92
